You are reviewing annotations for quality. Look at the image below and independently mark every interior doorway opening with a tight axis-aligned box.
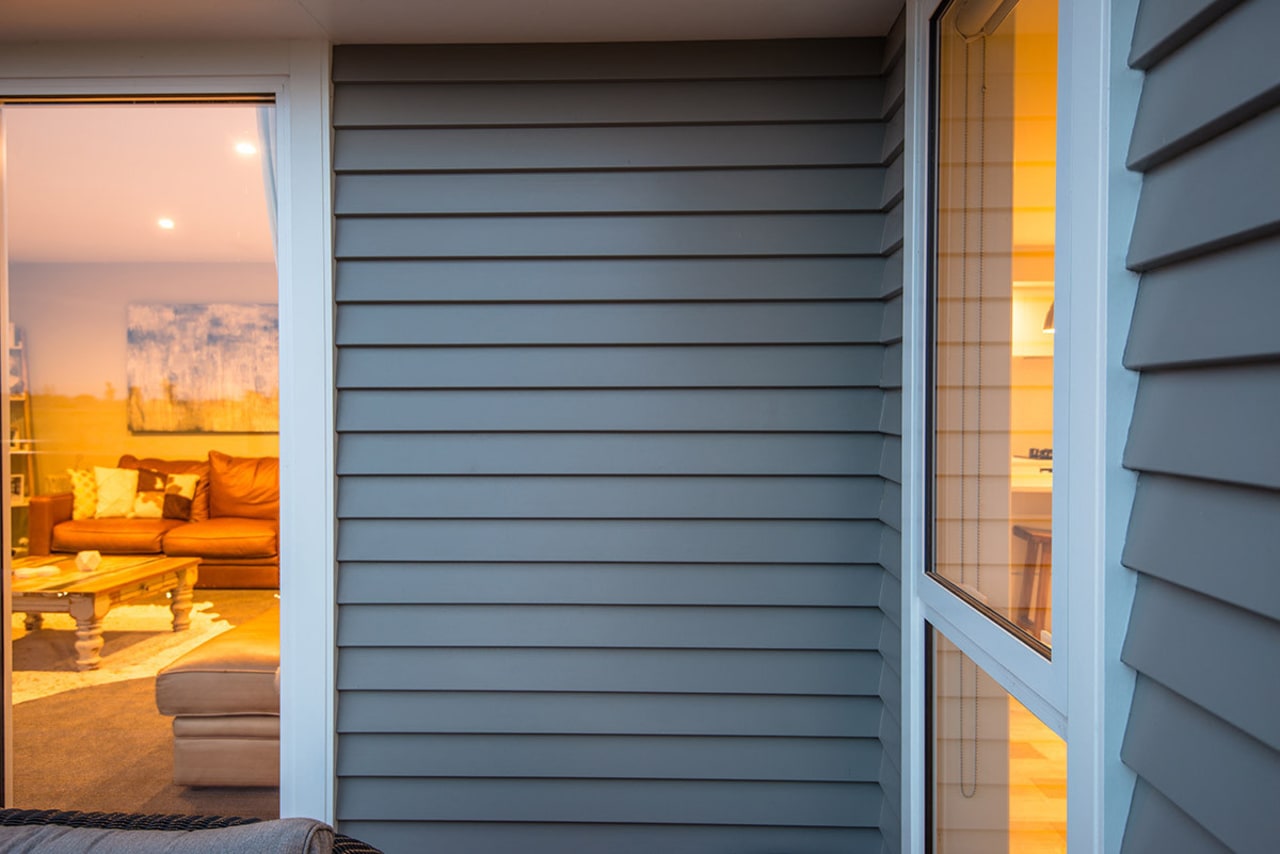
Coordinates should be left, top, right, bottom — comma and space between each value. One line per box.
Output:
2, 100, 281, 817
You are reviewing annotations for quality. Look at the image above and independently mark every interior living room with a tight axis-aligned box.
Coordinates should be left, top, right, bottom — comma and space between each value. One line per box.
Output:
3, 102, 281, 818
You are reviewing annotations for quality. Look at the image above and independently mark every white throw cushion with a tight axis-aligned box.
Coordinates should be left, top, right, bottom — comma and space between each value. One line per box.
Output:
93, 466, 139, 518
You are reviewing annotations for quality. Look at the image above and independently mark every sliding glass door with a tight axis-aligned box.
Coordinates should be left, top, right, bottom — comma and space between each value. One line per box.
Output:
1, 100, 281, 814
0, 105, 14, 803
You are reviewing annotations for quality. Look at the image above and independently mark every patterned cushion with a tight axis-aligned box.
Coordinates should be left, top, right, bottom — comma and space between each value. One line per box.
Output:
131, 468, 167, 519
67, 468, 97, 520
163, 472, 201, 521
93, 466, 138, 518
117, 455, 211, 522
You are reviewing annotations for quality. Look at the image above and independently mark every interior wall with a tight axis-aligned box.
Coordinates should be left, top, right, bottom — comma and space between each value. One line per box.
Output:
9, 261, 278, 489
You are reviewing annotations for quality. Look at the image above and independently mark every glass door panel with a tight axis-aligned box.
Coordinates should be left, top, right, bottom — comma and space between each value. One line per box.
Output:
932, 627, 1066, 853
930, 0, 1058, 651
3, 101, 280, 815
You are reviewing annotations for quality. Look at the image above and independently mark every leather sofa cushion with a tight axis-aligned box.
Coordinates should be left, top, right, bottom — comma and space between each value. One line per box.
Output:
163, 518, 278, 559
156, 606, 279, 716
52, 518, 182, 554
208, 452, 278, 521
118, 455, 211, 522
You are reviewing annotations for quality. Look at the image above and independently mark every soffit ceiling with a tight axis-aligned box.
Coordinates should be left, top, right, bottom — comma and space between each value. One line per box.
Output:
0, 0, 902, 43
1, 0, 902, 265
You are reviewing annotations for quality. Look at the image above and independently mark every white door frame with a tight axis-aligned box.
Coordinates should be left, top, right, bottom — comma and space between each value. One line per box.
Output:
0, 41, 337, 822
0, 104, 14, 808
900, 0, 1139, 850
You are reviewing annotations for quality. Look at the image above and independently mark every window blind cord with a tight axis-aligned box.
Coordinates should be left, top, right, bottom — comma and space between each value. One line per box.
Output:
957, 34, 975, 801
957, 33, 988, 802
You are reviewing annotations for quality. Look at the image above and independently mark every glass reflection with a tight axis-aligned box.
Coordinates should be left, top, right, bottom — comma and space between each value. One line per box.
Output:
933, 630, 1065, 853
931, 0, 1058, 649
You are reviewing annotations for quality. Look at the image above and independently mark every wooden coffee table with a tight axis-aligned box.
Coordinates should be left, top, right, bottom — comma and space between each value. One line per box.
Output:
11, 555, 200, 671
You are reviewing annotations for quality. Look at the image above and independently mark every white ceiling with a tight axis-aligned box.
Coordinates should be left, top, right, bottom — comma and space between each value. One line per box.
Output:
0, 0, 902, 43
0, 0, 902, 265
4, 105, 275, 264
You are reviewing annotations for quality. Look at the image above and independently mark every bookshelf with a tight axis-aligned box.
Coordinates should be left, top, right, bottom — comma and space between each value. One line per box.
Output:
9, 325, 35, 511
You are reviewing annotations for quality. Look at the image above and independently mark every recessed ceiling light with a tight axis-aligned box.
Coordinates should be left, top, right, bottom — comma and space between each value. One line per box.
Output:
158, 218, 176, 230
234, 141, 257, 156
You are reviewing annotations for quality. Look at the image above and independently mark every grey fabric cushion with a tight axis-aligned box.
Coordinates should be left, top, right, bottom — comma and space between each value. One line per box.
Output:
0, 817, 332, 853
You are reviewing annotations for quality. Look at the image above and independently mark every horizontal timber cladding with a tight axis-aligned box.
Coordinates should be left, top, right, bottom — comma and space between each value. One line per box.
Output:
335, 733, 885, 781
338, 778, 883, 827
336, 389, 887, 432
333, 125, 885, 171
333, 35, 902, 854
335, 214, 885, 258
336, 169, 887, 215
338, 344, 887, 387
336, 303, 885, 346
336, 648, 883, 704
335, 345, 890, 389
339, 691, 884, 737
1120, 1, 1280, 852
875, 14, 905, 853
336, 475, 886, 518
338, 520, 884, 564
338, 823, 882, 854
337, 604, 884, 649
335, 257, 890, 301
1123, 236, 1280, 369
337, 434, 887, 475
332, 79, 886, 126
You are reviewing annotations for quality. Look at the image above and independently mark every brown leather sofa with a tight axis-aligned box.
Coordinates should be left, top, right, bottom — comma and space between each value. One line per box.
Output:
28, 451, 279, 588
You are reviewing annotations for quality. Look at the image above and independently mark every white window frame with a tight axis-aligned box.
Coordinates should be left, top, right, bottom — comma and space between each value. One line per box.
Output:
901, 0, 1137, 851
0, 41, 336, 822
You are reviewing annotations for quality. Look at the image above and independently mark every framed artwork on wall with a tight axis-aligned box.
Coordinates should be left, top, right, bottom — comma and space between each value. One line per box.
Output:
126, 303, 279, 433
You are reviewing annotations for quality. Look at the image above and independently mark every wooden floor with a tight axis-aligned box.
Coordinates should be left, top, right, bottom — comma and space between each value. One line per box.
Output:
1007, 700, 1067, 853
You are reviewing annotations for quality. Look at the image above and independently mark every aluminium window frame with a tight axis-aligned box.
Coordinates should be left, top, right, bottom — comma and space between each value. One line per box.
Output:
917, 0, 1066, 727
0, 42, 337, 822
901, 0, 1137, 851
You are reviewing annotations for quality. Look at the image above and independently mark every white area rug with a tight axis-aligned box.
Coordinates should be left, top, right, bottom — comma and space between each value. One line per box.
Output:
11, 601, 233, 705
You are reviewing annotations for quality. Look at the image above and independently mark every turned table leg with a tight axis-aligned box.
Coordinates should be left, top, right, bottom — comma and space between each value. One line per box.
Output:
170, 565, 197, 632
68, 595, 110, 671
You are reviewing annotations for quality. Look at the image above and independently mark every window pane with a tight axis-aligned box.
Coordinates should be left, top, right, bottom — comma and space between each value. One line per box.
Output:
930, 0, 1057, 649
932, 629, 1065, 853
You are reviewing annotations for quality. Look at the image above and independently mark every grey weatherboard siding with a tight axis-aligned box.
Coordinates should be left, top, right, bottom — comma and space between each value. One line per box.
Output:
1120, 1, 1280, 852
333, 32, 906, 854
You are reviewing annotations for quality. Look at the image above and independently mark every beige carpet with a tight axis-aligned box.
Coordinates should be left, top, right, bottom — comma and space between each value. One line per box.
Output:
12, 676, 279, 819
11, 601, 233, 705
10, 590, 280, 818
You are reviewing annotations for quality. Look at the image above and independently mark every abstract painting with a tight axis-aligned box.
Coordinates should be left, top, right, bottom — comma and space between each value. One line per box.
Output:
127, 303, 279, 433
